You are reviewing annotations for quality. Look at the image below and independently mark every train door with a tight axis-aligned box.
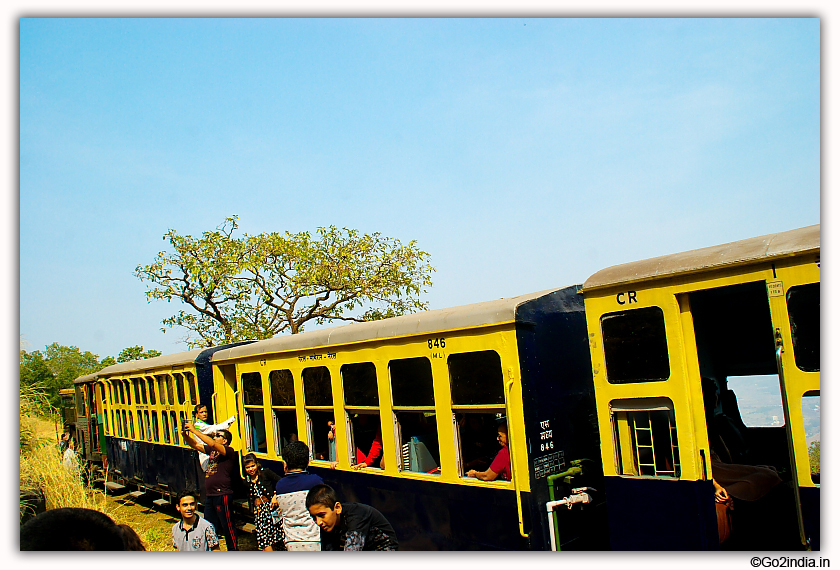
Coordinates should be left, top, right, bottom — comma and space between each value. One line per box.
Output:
586, 289, 718, 550
687, 275, 815, 550
767, 258, 820, 549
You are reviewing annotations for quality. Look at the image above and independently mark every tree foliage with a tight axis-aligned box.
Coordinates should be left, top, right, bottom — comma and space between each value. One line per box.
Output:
135, 216, 435, 348
19, 343, 162, 408
809, 440, 820, 474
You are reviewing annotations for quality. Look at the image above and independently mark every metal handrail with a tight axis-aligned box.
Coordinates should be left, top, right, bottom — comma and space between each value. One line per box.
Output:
505, 378, 529, 539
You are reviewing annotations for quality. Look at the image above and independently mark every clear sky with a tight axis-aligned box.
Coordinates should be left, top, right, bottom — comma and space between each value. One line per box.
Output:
19, 17, 820, 359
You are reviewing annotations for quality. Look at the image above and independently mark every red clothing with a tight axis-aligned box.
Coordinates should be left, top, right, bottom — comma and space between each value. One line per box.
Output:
357, 429, 383, 465
489, 446, 511, 481
490, 446, 510, 481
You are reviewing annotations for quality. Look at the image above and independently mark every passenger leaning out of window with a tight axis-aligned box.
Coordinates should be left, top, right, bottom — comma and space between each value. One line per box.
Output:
466, 421, 510, 481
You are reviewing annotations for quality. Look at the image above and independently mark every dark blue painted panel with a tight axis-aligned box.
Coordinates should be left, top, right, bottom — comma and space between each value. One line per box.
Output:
800, 486, 820, 551
603, 477, 719, 550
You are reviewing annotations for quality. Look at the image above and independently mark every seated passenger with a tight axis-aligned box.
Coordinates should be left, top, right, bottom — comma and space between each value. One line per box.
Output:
466, 422, 510, 481
351, 414, 384, 470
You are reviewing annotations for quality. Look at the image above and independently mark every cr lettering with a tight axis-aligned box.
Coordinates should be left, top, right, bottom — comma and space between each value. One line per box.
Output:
616, 291, 638, 305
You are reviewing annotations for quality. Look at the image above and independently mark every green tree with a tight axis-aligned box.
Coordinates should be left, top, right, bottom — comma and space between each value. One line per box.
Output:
135, 216, 435, 348
116, 345, 163, 363
19, 350, 55, 389
809, 441, 820, 474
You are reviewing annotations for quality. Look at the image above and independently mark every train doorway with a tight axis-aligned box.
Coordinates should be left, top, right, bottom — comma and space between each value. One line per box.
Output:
689, 281, 803, 550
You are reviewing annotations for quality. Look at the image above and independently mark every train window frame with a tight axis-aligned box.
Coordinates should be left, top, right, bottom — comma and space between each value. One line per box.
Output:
174, 373, 187, 405
303, 366, 335, 462
137, 409, 145, 440
151, 411, 160, 442
787, 283, 820, 372
185, 372, 198, 405
448, 350, 507, 479
269, 369, 298, 456
802, 391, 820, 485
242, 372, 268, 454
145, 411, 152, 442
128, 410, 135, 439
610, 397, 681, 479
601, 306, 671, 384
146, 377, 157, 406
156, 375, 168, 406
170, 411, 180, 445
342, 362, 384, 469
132, 379, 142, 406
389, 357, 441, 476
162, 410, 171, 444
123, 380, 132, 405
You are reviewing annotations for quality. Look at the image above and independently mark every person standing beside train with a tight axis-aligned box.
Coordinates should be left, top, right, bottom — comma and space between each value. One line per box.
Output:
182, 420, 239, 551
192, 404, 236, 472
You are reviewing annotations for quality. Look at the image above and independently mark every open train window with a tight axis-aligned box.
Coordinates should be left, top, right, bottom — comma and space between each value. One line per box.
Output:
601, 306, 670, 384
448, 351, 506, 478
185, 372, 198, 405
787, 283, 819, 372
132, 379, 142, 405
171, 411, 180, 445
162, 411, 171, 444
128, 411, 135, 439
611, 398, 680, 478
303, 367, 334, 461
242, 372, 267, 453
123, 381, 132, 405
156, 376, 168, 405
151, 411, 160, 442
270, 370, 298, 454
390, 357, 440, 474
146, 377, 156, 405
802, 391, 820, 484
174, 373, 187, 405
725, 375, 784, 427
144, 411, 152, 442
137, 411, 145, 440
343, 363, 383, 468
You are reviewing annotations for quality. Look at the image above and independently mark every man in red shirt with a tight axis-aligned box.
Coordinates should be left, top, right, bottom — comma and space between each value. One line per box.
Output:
466, 422, 510, 481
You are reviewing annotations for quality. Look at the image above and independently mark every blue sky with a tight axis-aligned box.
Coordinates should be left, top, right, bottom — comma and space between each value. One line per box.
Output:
19, 17, 820, 359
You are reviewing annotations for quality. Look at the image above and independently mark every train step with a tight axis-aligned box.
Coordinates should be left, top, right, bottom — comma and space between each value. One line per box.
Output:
236, 522, 256, 533
104, 481, 127, 493
128, 490, 146, 499
152, 498, 170, 508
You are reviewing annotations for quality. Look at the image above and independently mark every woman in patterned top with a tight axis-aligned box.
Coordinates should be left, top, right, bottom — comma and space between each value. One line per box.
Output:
243, 453, 285, 551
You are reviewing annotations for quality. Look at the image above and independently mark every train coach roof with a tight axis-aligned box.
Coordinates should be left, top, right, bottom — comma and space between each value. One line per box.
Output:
72, 373, 99, 385
211, 287, 560, 362
581, 224, 819, 293
94, 348, 207, 377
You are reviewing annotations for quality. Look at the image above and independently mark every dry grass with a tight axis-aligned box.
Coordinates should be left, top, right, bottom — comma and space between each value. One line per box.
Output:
19, 387, 175, 551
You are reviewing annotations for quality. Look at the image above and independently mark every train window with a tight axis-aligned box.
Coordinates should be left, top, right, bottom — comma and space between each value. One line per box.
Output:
104, 406, 110, 435
137, 411, 145, 440
162, 411, 171, 444
303, 367, 334, 461
343, 363, 383, 468
448, 351, 505, 405
179, 411, 188, 443
787, 284, 819, 372
125, 380, 133, 405
390, 357, 440, 474
390, 357, 434, 407
455, 412, 505, 477
171, 411, 180, 445
270, 370, 298, 455
601, 307, 670, 384
166, 376, 175, 405
241, 372, 267, 453
133, 379, 142, 405
156, 376, 167, 405
128, 411, 136, 439
243, 372, 264, 406
112, 411, 119, 437
802, 391, 820, 484
151, 411, 160, 442
342, 363, 379, 407
611, 398, 680, 478
725, 375, 784, 427
144, 411, 152, 442
146, 377, 156, 405
186, 372, 197, 405
138, 378, 148, 404
174, 373, 187, 405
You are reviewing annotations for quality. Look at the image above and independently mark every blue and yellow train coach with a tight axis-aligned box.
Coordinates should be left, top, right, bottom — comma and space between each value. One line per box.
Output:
69, 224, 818, 551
